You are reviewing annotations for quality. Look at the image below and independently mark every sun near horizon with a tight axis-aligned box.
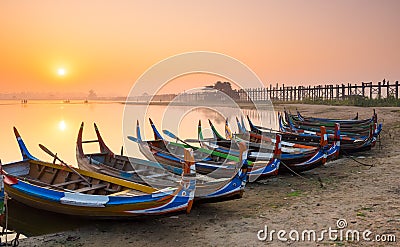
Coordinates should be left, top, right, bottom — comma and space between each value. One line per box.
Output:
57, 68, 66, 77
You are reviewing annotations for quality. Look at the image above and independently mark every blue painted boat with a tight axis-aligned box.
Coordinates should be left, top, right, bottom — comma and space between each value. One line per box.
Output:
0, 128, 196, 218
76, 122, 248, 202
129, 119, 280, 182
197, 120, 281, 181
205, 118, 340, 173
277, 113, 378, 152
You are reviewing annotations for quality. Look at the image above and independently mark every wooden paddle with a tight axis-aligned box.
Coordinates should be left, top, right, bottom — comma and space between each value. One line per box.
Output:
127, 136, 140, 143
162, 130, 200, 150
39, 144, 92, 186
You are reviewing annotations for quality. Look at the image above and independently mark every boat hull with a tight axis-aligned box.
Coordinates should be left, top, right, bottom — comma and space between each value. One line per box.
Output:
4, 178, 191, 218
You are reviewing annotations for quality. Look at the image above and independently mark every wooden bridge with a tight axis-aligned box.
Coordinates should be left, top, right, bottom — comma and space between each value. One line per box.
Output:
127, 79, 399, 104
237, 79, 399, 102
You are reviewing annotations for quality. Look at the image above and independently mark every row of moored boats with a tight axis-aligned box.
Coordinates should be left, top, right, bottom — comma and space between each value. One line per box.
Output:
0, 110, 381, 218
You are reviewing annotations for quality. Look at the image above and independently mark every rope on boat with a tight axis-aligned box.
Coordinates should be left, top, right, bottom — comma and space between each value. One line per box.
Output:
279, 161, 308, 180
341, 150, 374, 169
0, 190, 19, 247
2, 201, 20, 247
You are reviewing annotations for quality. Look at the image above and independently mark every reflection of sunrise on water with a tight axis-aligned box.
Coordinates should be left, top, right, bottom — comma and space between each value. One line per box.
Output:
0, 101, 275, 165
58, 120, 66, 131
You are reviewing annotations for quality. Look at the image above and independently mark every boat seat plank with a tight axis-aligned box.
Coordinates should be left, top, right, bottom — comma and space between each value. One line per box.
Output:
53, 179, 84, 187
75, 184, 107, 193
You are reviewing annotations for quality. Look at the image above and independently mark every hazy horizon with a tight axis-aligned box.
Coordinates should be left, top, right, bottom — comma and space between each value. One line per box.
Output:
0, 77, 397, 100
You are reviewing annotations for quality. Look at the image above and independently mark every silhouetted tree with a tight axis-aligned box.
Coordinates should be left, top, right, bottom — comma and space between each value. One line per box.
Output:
213, 81, 239, 99
88, 89, 97, 99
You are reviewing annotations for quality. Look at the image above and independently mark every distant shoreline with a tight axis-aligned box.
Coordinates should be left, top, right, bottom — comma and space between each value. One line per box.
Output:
1, 98, 398, 107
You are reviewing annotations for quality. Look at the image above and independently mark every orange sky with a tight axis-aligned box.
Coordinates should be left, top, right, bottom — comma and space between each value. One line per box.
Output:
1, 1, 399, 97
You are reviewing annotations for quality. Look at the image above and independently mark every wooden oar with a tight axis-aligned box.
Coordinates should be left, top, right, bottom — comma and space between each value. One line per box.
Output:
127, 136, 140, 143
162, 130, 200, 150
39, 144, 92, 186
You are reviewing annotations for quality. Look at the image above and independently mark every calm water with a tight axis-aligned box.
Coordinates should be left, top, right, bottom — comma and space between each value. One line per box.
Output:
0, 100, 277, 164
0, 100, 127, 165
0, 100, 277, 237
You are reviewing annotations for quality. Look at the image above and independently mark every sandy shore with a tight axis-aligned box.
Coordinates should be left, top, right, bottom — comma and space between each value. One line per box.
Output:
16, 104, 400, 246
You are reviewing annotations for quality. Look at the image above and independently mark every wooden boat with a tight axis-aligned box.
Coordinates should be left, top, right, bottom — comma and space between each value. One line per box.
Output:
209, 118, 316, 151
284, 110, 377, 135
1, 128, 196, 218
129, 119, 281, 182
205, 119, 340, 173
77, 122, 178, 187
289, 109, 376, 126
239, 113, 374, 153
284, 110, 382, 137
76, 122, 248, 202
198, 120, 285, 160
277, 114, 377, 152
279, 113, 363, 137
296, 110, 359, 122
196, 121, 282, 181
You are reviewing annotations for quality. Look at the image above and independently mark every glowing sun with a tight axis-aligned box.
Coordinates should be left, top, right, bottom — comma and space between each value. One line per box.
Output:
58, 120, 66, 131
57, 68, 66, 76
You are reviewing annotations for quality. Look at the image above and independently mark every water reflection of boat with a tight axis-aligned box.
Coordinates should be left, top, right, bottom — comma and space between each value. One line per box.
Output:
1, 128, 196, 218
1, 199, 87, 237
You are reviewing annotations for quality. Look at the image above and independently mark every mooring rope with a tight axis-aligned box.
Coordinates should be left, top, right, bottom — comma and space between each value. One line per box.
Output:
1, 191, 19, 247
279, 160, 308, 180
341, 150, 374, 169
